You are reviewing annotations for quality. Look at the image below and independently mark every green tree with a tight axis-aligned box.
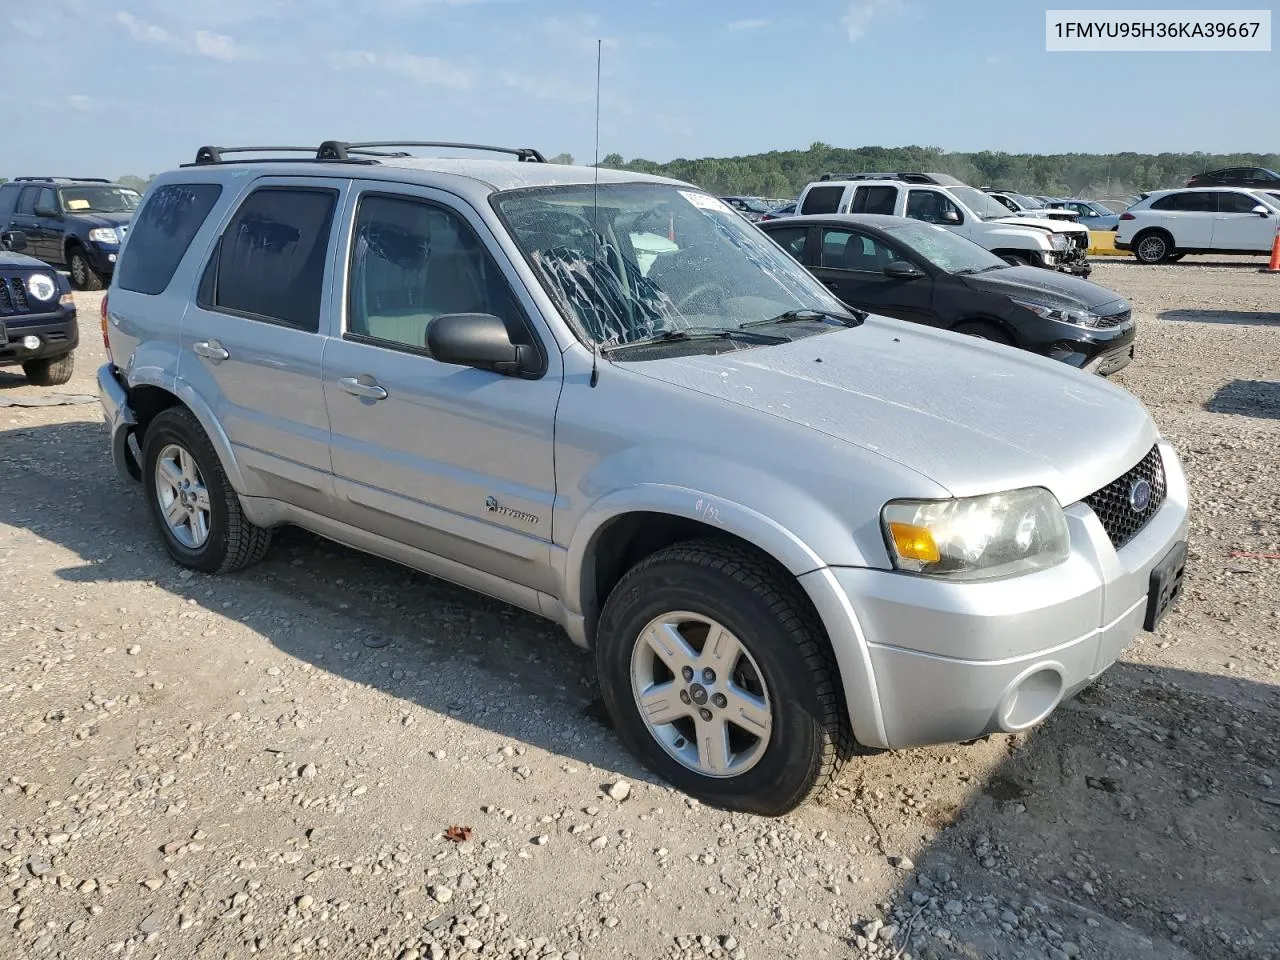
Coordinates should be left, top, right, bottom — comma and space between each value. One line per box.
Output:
549, 153, 575, 165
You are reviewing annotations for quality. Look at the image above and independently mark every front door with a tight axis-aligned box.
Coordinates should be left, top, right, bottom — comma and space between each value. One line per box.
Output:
179, 176, 348, 514
321, 184, 560, 594
810, 225, 935, 326
1211, 191, 1278, 252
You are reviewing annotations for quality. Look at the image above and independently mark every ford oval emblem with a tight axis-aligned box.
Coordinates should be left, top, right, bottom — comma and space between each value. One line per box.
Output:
1128, 478, 1152, 513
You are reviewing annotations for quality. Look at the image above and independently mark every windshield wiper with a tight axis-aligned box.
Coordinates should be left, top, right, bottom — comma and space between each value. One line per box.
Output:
739, 308, 864, 330
600, 327, 788, 355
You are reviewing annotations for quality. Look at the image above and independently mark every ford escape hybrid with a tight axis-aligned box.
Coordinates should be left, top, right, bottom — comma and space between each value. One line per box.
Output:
97, 141, 1190, 815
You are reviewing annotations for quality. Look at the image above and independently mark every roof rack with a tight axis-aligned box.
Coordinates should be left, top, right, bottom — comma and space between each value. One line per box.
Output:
189, 140, 548, 167
315, 141, 547, 163
818, 172, 964, 186
13, 176, 112, 183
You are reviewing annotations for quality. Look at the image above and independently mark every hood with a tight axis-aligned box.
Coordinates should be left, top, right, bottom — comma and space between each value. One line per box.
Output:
0, 250, 49, 270
993, 216, 1087, 235
627, 318, 1157, 506
76, 212, 133, 230
962, 265, 1128, 312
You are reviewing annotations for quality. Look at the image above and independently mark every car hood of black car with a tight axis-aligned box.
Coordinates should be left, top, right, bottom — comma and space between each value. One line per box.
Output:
0, 250, 49, 270
74, 212, 133, 229
962, 264, 1126, 313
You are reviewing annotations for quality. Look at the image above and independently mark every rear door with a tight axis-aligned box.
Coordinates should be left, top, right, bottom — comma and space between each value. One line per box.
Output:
321, 182, 561, 594
1148, 191, 1216, 247
8, 188, 43, 260
1210, 191, 1277, 252
180, 176, 348, 515
811, 225, 934, 325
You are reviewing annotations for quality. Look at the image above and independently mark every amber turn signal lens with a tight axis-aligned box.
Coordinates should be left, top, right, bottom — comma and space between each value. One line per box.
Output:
887, 522, 941, 564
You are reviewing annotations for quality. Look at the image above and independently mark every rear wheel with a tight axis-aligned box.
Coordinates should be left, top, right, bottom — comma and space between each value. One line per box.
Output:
21, 352, 74, 386
141, 407, 272, 574
68, 248, 104, 291
595, 539, 850, 816
1133, 231, 1174, 264
953, 320, 1014, 346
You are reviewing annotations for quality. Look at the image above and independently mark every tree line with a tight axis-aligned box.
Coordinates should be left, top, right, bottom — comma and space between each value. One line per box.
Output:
6, 145, 1277, 201
596, 144, 1280, 200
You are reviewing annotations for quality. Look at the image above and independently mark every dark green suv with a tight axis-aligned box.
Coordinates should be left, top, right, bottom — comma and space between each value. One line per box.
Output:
0, 177, 141, 290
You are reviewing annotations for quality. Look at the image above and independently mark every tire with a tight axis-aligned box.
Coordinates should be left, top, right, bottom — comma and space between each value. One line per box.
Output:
141, 407, 272, 574
1133, 231, 1174, 265
595, 538, 851, 816
21, 352, 74, 386
68, 247, 104, 291
952, 320, 1014, 346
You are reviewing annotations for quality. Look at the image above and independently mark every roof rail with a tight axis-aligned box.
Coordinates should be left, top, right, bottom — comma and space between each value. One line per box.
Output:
316, 141, 547, 163
193, 145, 321, 165
818, 172, 963, 186
13, 176, 112, 183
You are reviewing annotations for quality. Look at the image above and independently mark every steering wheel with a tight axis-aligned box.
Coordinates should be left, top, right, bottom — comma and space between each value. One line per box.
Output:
676, 282, 729, 313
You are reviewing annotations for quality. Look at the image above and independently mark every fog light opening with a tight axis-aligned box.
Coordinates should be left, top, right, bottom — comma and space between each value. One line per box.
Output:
999, 666, 1065, 731
22, 335, 40, 350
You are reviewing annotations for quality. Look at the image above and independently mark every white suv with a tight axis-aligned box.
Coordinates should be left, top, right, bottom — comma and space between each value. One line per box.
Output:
796, 174, 1092, 276
1115, 187, 1280, 264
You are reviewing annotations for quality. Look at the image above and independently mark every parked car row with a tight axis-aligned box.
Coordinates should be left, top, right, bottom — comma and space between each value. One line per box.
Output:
92, 140, 1189, 814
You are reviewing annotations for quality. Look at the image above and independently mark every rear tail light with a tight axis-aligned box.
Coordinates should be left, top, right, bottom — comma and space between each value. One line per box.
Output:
100, 293, 110, 354
1119, 213, 1135, 220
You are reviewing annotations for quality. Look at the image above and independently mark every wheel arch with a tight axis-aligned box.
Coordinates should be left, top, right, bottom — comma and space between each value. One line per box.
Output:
951, 314, 1017, 345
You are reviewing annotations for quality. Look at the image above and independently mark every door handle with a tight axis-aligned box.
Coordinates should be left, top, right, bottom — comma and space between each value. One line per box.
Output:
338, 376, 388, 401
192, 339, 230, 362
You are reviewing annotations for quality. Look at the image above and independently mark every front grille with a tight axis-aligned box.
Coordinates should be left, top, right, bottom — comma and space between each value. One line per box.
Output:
0, 276, 31, 315
1084, 445, 1167, 549
1094, 309, 1131, 329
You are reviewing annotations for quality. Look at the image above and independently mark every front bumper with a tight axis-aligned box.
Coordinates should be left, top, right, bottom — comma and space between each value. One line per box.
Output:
0, 309, 79, 365
97, 363, 140, 482
814, 440, 1189, 750
86, 242, 120, 274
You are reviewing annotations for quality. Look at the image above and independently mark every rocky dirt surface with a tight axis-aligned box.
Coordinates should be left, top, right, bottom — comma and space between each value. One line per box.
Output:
2, 258, 1277, 960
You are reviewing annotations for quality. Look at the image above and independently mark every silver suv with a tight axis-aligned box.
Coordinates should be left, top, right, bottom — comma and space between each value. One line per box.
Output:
97, 141, 1190, 815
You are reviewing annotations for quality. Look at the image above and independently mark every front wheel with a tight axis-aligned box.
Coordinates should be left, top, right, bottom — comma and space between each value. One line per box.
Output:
595, 539, 850, 816
68, 248, 104, 291
22, 353, 74, 386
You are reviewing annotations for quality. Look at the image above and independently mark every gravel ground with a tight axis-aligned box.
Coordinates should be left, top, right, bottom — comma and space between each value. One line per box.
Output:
2, 256, 1278, 960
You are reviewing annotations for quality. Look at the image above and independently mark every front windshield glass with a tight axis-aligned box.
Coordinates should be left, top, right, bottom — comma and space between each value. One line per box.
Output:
58, 186, 141, 214
949, 186, 1015, 220
879, 220, 1009, 274
494, 183, 852, 348
1010, 193, 1044, 209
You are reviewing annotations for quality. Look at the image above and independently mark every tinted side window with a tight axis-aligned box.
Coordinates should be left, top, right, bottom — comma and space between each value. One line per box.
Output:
820, 228, 898, 271
15, 187, 38, 216
117, 184, 223, 296
800, 186, 844, 216
347, 194, 526, 353
206, 187, 337, 332
851, 185, 897, 215
0, 185, 18, 219
35, 188, 56, 214
1219, 192, 1262, 214
764, 226, 807, 261
1152, 192, 1214, 212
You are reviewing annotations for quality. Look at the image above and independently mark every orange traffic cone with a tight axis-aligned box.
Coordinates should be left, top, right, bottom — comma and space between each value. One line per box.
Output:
1263, 223, 1280, 273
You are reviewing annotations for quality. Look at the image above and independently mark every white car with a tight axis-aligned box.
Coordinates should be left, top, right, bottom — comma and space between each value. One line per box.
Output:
1115, 187, 1280, 264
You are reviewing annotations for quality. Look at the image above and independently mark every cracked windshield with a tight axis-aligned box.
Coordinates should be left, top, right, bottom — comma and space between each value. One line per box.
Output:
496, 183, 854, 352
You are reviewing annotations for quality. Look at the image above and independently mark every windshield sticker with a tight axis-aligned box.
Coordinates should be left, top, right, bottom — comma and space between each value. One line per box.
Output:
64, 199, 90, 211
679, 190, 733, 215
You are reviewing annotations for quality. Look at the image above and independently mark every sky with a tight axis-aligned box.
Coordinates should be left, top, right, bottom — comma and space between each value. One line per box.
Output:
5, 0, 1276, 180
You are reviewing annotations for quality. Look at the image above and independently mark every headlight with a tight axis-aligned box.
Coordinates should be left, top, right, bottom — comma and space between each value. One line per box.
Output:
88, 227, 119, 244
1048, 233, 1069, 250
881, 488, 1070, 580
1010, 298, 1102, 327
25, 273, 57, 301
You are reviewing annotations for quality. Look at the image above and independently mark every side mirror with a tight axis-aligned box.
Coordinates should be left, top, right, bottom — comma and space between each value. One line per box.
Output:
34, 203, 59, 219
1252, 204, 1271, 216
884, 260, 923, 280
0, 230, 28, 252
940, 209, 961, 224
427, 313, 537, 376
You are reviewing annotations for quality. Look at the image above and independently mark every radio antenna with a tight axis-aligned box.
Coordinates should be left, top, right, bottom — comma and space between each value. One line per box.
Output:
589, 37, 602, 388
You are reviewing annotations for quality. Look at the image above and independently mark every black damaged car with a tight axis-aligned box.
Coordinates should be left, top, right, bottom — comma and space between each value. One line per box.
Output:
759, 214, 1136, 375
0, 230, 78, 385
